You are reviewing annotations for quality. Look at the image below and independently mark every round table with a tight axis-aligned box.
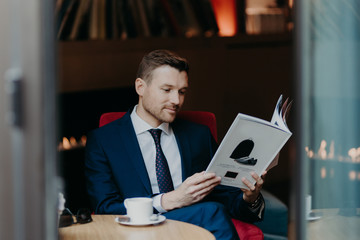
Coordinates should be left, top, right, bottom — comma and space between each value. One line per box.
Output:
307, 208, 360, 240
58, 215, 215, 240
288, 208, 360, 240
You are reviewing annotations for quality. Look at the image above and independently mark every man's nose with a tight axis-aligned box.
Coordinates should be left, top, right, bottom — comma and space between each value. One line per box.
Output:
169, 92, 180, 105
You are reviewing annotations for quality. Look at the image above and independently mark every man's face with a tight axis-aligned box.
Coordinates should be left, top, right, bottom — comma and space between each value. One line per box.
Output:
136, 65, 188, 127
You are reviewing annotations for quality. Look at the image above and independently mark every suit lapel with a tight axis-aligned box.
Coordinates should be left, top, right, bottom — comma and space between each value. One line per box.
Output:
172, 121, 192, 181
115, 113, 152, 195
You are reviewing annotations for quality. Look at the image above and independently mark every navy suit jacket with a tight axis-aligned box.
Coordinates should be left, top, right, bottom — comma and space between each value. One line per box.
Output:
85, 111, 262, 222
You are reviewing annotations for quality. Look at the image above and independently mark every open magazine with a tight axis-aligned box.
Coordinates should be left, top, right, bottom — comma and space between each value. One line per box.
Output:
206, 95, 292, 189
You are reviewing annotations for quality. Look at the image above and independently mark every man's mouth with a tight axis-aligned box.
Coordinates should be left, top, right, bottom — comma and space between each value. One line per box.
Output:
164, 106, 178, 113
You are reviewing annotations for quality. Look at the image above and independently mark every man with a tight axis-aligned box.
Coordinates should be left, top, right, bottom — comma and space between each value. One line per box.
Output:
85, 49, 266, 240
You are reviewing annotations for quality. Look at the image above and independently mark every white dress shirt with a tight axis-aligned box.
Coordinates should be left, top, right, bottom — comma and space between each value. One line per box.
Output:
130, 106, 182, 212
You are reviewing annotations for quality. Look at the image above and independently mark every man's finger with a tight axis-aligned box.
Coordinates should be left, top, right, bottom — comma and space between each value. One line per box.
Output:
192, 176, 220, 192
250, 172, 264, 186
195, 182, 218, 198
241, 177, 255, 191
194, 172, 217, 184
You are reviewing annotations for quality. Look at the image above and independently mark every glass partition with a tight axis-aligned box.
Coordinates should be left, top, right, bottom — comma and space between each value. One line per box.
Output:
297, 0, 360, 238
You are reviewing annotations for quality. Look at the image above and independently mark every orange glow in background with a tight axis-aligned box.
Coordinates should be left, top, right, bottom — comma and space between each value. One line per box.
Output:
211, 0, 237, 36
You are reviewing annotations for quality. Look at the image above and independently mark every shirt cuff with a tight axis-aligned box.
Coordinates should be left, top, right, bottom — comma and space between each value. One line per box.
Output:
246, 193, 265, 219
257, 201, 265, 219
153, 194, 167, 213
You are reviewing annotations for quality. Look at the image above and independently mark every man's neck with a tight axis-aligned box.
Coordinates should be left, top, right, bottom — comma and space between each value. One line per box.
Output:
135, 104, 162, 128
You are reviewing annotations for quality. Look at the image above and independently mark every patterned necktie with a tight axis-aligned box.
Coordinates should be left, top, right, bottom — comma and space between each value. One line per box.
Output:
148, 129, 174, 193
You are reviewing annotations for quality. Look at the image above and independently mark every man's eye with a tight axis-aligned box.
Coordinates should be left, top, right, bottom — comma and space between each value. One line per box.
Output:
179, 90, 187, 95
162, 88, 170, 92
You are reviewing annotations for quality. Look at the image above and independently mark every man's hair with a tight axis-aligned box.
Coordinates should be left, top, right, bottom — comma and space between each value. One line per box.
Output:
136, 49, 189, 83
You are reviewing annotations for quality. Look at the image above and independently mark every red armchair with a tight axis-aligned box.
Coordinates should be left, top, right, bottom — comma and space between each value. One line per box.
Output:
99, 111, 264, 240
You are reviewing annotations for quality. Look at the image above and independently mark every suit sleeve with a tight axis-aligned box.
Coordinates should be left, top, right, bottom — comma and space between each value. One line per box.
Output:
84, 130, 129, 214
206, 185, 264, 223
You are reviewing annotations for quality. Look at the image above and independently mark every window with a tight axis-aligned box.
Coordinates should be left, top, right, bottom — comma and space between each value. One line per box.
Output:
297, 0, 360, 238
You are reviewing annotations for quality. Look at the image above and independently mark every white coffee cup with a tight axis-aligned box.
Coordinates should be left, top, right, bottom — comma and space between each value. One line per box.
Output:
305, 194, 312, 217
124, 197, 153, 223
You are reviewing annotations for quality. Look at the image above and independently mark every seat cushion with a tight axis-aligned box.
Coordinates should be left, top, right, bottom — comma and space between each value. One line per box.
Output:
254, 190, 288, 237
232, 219, 264, 240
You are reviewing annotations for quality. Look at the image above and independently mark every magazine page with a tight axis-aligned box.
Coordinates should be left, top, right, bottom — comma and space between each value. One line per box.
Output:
206, 113, 292, 189
271, 95, 292, 131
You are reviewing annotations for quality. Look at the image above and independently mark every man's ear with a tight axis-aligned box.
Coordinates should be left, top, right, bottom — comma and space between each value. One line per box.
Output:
135, 78, 146, 96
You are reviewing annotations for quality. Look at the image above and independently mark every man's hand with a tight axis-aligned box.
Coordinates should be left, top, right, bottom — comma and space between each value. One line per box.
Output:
241, 171, 267, 203
161, 171, 221, 211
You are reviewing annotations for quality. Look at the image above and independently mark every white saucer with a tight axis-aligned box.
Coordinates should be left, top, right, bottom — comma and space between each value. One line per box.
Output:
115, 215, 166, 226
307, 215, 321, 221
307, 212, 321, 221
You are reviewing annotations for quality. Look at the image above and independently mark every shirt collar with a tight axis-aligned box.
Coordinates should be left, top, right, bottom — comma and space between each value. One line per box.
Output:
130, 105, 171, 135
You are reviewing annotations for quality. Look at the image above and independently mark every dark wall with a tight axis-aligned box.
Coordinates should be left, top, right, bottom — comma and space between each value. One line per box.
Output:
58, 86, 137, 140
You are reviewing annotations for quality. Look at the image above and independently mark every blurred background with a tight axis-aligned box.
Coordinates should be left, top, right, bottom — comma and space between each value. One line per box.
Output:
1, 0, 359, 239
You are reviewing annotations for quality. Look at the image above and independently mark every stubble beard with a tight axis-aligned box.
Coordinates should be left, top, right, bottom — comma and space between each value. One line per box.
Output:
145, 103, 179, 124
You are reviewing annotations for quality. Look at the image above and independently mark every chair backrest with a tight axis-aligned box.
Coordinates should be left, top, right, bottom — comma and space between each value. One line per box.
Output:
99, 111, 218, 142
